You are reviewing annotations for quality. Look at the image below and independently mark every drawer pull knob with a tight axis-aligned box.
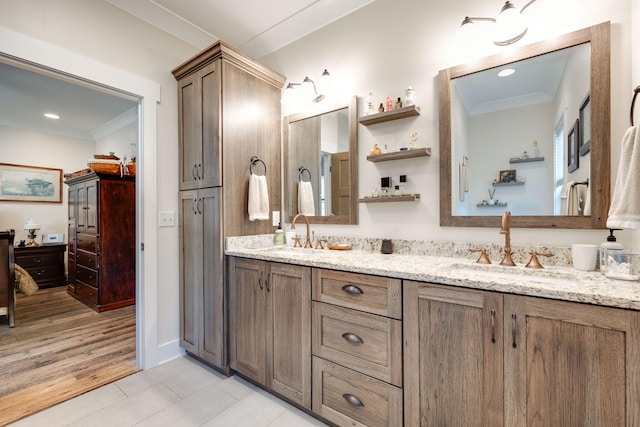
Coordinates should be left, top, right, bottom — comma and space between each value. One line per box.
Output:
342, 393, 364, 407
341, 284, 363, 295
342, 332, 364, 345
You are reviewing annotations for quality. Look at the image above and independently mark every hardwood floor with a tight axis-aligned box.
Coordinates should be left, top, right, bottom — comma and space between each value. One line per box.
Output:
0, 286, 137, 426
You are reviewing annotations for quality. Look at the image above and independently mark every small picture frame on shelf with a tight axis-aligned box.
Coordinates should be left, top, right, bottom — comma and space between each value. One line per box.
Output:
498, 169, 516, 183
567, 119, 579, 173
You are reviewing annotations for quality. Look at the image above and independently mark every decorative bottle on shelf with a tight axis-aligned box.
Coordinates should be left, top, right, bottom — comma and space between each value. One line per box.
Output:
384, 96, 393, 112
404, 86, 416, 106
366, 90, 376, 115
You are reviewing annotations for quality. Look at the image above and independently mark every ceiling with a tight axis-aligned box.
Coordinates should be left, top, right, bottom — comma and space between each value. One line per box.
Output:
0, 0, 374, 141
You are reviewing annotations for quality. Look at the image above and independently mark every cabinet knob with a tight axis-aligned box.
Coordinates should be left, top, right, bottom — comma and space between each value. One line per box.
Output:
342, 393, 364, 407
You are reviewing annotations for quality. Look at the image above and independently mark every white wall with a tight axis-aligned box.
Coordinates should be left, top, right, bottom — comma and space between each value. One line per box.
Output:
262, 0, 635, 248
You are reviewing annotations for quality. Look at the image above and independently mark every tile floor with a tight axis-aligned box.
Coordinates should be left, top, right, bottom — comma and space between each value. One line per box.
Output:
10, 356, 328, 427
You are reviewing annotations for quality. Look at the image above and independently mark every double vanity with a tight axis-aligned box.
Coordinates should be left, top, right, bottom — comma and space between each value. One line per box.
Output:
226, 235, 640, 426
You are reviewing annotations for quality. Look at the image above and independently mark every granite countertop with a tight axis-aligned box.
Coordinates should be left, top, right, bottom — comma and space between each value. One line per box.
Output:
226, 235, 640, 311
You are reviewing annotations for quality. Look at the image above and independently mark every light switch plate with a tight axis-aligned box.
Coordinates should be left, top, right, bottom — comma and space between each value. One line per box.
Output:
159, 211, 175, 227
272, 210, 280, 227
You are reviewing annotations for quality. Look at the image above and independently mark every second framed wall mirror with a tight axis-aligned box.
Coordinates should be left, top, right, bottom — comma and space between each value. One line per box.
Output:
439, 22, 610, 229
283, 95, 358, 224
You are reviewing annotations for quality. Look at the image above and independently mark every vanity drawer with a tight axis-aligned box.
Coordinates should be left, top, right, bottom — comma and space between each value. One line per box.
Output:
76, 265, 98, 287
312, 302, 402, 386
312, 269, 402, 319
76, 234, 98, 252
76, 249, 98, 269
75, 281, 98, 304
312, 357, 402, 427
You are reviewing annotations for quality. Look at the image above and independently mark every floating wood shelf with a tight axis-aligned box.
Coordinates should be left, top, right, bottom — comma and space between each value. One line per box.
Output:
358, 105, 420, 125
492, 181, 525, 187
367, 147, 431, 162
359, 194, 420, 203
476, 203, 508, 207
509, 156, 545, 164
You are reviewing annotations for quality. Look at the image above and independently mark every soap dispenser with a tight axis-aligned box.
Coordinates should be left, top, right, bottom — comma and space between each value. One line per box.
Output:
599, 229, 623, 272
274, 223, 286, 246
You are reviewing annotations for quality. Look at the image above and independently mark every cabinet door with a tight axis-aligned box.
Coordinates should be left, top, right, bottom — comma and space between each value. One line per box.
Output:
229, 257, 267, 384
76, 183, 88, 233
178, 73, 200, 190
404, 281, 504, 427
505, 295, 640, 427
267, 262, 311, 409
199, 62, 221, 189
178, 189, 201, 354
85, 179, 98, 234
177, 62, 221, 191
67, 185, 77, 287
200, 187, 224, 367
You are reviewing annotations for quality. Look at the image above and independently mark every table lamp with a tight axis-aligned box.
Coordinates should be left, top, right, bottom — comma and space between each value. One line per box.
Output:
23, 218, 41, 246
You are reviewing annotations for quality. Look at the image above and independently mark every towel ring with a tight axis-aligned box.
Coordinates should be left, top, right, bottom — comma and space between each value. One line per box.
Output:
631, 86, 640, 126
298, 166, 311, 182
250, 156, 267, 176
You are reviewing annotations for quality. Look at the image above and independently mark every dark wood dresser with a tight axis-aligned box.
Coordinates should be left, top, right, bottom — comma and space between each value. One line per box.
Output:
14, 243, 67, 288
65, 172, 135, 312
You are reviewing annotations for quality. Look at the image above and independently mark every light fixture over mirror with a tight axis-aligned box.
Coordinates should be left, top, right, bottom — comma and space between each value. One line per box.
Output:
440, 22, 611, 229
459, 0, 537, 47
282, 69, 332, 106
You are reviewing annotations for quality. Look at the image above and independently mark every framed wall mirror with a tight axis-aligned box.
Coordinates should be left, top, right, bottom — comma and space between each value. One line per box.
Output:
283, 95, 358, 224
439, 22, 610, 229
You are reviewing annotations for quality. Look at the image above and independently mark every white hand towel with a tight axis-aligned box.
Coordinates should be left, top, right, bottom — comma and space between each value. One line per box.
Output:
582, 185, 591, 216
607, 126, 640, 228
298, 181, 315, 216
561, 182, 580, 215
248, 174, 269, 221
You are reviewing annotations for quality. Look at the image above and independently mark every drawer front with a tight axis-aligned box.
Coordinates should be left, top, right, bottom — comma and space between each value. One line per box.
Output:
75, 281, 98, 304
312, 357, 402, 427
22, 265, 64, 282
76, 249, 98, 269
15, 253, 61, 268
313, 302, 402, 386
76, 265, 98, 287
76, 234, 98, 253
312, 269, 402, 319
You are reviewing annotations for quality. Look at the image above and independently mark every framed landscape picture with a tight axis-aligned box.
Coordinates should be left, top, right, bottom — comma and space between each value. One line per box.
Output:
579, 93, 591, 156
0, 163, 63, 203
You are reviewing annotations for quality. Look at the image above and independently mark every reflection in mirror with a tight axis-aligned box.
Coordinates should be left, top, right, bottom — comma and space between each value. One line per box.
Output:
283, 96, 358, 224
439, 22, 610, 229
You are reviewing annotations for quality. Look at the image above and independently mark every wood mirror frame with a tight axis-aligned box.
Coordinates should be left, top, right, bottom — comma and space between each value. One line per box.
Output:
283, 95, 358, 224
439, 22, 610, 229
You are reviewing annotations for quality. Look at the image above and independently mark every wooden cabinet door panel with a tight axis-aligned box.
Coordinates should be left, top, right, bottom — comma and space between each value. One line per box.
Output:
404, 281, 503, 427
178, 74, 200, 190
200, 187, 224, 366
178, 190, 201, 353
199, 63, 221, 189
505, 295, 636, 427
267, 262, 311, 409
229, 257, 267, 384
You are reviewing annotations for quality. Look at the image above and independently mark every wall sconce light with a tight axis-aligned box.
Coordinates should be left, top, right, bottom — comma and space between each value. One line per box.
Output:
23, 218, 41, 246
282, 69, 332, 106
459, 0, 537, 46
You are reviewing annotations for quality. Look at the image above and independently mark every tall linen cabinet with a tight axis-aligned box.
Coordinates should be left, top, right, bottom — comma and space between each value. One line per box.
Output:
172, 41, 285, 372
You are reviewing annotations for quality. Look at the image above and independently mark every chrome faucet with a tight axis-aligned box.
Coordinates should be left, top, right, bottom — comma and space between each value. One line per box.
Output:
500, 211, 516, 266
291, 213, 313, 248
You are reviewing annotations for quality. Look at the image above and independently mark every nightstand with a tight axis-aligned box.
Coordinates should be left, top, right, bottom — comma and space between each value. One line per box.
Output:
14, 243, 67, 288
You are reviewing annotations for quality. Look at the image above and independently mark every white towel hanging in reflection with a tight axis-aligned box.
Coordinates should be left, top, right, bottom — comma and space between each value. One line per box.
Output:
607, 126, 640, 228
562, 182, 580, 215
248, 174, 269, 221
298, 181, 315, 216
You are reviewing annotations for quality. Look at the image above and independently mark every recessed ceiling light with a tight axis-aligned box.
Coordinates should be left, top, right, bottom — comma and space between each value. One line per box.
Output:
498, 68, 516, 77
44, 113, 60, 119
